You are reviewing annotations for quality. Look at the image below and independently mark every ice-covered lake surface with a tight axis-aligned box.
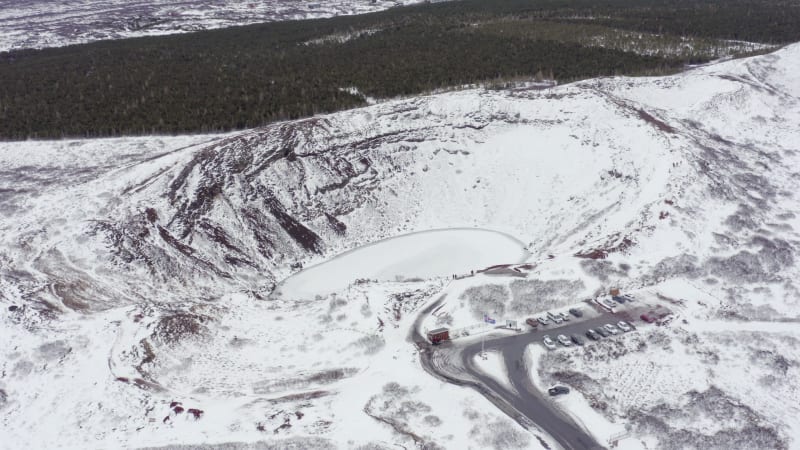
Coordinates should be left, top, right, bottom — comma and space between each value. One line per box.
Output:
277, 228, 529, 299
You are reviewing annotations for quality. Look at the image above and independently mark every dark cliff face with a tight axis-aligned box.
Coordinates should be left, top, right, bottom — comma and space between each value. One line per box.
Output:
78, 97, 507, 310
84, 116, 413, 308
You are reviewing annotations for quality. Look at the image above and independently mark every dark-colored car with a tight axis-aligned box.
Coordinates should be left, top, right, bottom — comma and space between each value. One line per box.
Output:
568, 308, 583, 318
585, 329, 601, 341
612, 295, 626, 304
595, 327, 611, 338
570, 334, 585, 346
548, 386, 570, 396
526, 318, 538, 328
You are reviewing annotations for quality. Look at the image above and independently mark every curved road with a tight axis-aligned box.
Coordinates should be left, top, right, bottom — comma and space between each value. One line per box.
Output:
411, 297, 611, 450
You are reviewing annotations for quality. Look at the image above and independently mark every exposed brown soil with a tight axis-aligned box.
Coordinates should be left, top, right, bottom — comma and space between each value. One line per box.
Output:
637, 108, 675, 133
575, 236, 635, 260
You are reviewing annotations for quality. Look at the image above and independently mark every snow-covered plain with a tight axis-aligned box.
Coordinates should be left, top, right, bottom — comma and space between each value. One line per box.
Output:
2, 44, 800, 448
0, 0, 432, 52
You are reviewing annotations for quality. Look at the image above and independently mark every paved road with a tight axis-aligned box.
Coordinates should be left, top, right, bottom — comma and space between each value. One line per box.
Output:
461, 315, 621, 450
411, 298, 640, 450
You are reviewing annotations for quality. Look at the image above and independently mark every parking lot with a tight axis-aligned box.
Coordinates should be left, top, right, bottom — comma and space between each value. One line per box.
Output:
521, 295, 659, 350
539, 316, 636, 349
417, 293, 668, 450
418, 292, 673, 450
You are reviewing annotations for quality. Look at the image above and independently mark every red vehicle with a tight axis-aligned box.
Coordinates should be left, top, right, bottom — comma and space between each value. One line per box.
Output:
641, 308, 671, 324
427, 328, 450, 344
526, 318, 538, 328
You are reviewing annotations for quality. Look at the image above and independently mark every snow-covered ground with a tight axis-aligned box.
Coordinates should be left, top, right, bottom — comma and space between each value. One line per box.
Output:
1, 281, 535, 449
2, 44, 800, 448
0, 0, 433, 52
525, 344, 631, 447
472, 350, 516, 394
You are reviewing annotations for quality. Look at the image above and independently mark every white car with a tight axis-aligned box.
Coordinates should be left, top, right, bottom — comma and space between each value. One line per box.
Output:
557, 334, 572, 347
617, 320, 633, 332
601, 298, 617, 309
559, 312, 571, 322
537, 316, 549, 326
543, 335, 557, 350
604, 323, 620, 335
547, 312, 563, 324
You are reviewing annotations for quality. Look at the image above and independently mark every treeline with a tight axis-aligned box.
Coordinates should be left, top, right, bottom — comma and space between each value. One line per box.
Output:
565, 0, 800, 44
0, 0, 797, 140
423, 0, 800, 44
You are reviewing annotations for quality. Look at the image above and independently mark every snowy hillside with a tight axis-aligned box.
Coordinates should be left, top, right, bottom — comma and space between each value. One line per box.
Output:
0, 0, 431, 52
1, 44, 800, 449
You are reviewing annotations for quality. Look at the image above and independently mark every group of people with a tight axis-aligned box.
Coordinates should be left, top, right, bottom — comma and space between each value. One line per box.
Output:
450, 270, 475, 280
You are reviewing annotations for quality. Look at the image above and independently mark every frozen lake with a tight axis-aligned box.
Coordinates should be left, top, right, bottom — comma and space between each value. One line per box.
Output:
277, 228, 529, 299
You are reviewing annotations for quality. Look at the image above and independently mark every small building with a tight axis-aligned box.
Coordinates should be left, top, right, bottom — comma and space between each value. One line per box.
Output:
427, 328, 450, 344
610, 288, 621, 296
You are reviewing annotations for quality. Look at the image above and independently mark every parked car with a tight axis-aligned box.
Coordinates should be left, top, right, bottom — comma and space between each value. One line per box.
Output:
559, 312, 571, 322
612, 295, 626, 304
604, 323, 620, 335
617, 320, 633, 332
640, 313, 656, 323
569, 308, 583, 318
552, 315, 563, 324
526, 318, 539, 328
538, 316, 549, 326
548, 386, 570, 396
595, 327, 611, 338
585, 329, 601, 341
543, 335, 557, 350
600, 298, 617, 309
622, 294, 635, 302
570, 334, 585, 346
557, 334, 572, 346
